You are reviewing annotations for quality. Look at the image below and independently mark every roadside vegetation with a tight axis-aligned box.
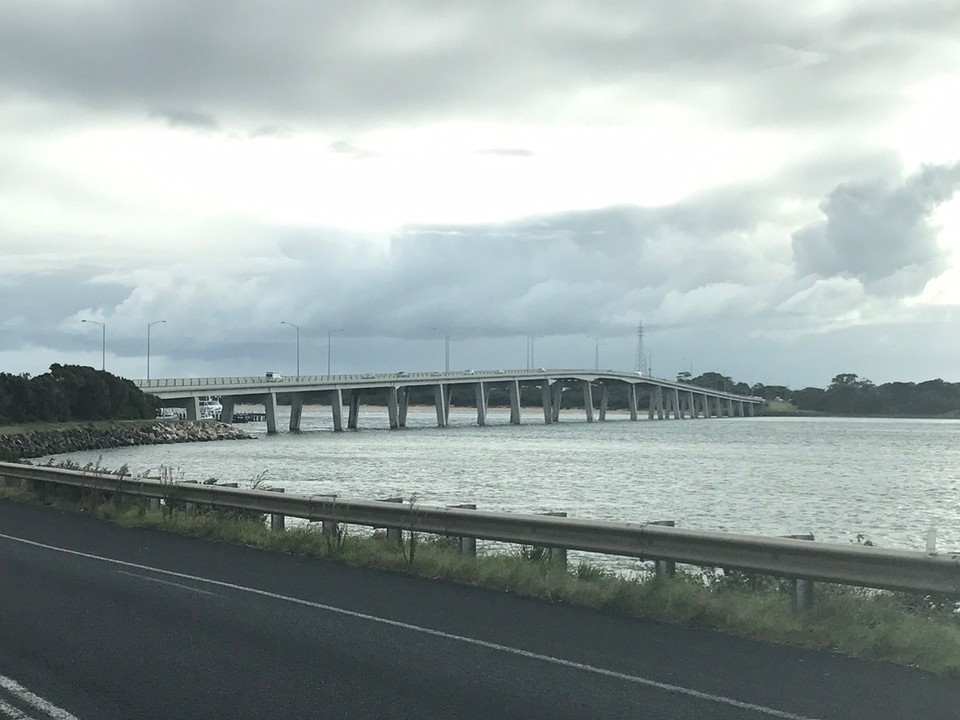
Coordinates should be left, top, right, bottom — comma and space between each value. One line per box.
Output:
2, 478, 959, 677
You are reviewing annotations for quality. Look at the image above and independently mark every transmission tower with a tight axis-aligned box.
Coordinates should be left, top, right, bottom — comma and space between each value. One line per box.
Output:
634, 322, 648, 375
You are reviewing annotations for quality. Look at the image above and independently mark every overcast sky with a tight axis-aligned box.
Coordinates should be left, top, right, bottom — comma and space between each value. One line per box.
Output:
2, 0, 959, 388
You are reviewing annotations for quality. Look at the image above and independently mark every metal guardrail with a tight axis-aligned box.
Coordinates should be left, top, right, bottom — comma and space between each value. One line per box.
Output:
5, 462, 950, 595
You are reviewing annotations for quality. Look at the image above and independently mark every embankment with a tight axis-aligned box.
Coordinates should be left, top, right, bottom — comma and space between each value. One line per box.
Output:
0, 421, 252, 461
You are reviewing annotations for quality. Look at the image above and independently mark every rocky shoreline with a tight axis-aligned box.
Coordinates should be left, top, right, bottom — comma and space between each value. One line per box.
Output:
0, 421, 253, 461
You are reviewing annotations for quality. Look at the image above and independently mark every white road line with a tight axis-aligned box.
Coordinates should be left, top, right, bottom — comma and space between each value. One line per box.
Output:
0, 697, 38, 720
0, 531, 822, 720
0, 675, 80, 720
117, 570, 217, 596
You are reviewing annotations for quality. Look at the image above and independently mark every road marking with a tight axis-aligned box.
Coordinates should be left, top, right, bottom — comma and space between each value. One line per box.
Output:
0, 698, 36, 720
117, 570, 217, 596
0, 674, 80, 720
1, 532, 821, 720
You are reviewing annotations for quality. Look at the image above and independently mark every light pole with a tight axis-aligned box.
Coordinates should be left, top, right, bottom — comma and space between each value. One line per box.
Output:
432, 328, 456, 373
594, 338, 602, 371
327, 327, 344, 378
530, 335, 543, 369
281, 321, 300, 379
81, 319, 105, 371
147, 320, 166, 382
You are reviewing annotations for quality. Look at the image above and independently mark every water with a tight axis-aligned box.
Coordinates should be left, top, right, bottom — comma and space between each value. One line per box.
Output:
39, 408, 960, 557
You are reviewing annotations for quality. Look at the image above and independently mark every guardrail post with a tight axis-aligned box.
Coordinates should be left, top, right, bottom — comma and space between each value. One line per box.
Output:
266, 487, 286, 531
379, 497, 404, 546
183, 479, 198, 515
543, 511, 567, 567
787, 533, 815, 611
449, 503, 477, 556
651, 520, 677, 578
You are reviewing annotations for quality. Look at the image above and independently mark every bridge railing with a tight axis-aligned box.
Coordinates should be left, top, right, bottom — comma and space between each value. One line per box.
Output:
1, 461, 954, 596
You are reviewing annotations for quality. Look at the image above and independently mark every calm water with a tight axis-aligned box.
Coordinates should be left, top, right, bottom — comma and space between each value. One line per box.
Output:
40, 408, 960, 557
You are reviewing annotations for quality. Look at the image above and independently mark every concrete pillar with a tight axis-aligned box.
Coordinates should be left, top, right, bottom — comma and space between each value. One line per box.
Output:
220, 396, 235, 423
700, 394, 711, 418
551, 382, 563, 422
509, 381, 521, 425
433, 384, 447, 427
688, 391, 697, 419
599, 385, 609, 421
582, 381, 594, 423
149, 497, 161, 512
628, 384, 638, 421
264, 392, 279, 434
330, 389, 344, 431
348, 390, 360, 430
747, 402, 755, 417
541, 382, 553, 424
737, 400, 745, 418
289, 395, 304, 432
398, 388, 409, 428
726, 398, 734, 418
474, 382, 487, 426
386, 387, 400, 430
185, 396, 201, 421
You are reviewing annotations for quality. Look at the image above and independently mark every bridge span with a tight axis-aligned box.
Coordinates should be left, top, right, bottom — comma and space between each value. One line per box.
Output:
136, 369, 763, 435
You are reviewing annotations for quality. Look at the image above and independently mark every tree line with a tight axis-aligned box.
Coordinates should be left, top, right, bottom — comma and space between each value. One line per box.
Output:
683, 371, 960, 417
0, 364, 159, 425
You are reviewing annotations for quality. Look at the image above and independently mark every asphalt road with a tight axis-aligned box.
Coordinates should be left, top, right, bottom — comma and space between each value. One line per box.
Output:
2, 499, 959, 719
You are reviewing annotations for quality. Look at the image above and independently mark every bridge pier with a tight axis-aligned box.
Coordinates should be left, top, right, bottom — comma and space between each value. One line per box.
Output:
264, 392, 278, 434
746, 401, 755, 417
582, 381, 594, 422
699, 394, 710, 418
475, 382, 487, 426
386, 387, 400, 429
289, 395, 303, 432
220, 397, 235, 423
725, 398, 734, 418
184, 396, 201, 421
599, 384, 608, 421
434, 384, 448, 427
348, 390, 360, 430
398, 388, 410, 428
670, 388, 682, 419
649, 386, 664, 420
687, 391, 697, 419
331, 389, 344, 431
628, 385, 638, 421
541, 383, 553, 424
509, 381, 521, 425
551, 383, 563, 422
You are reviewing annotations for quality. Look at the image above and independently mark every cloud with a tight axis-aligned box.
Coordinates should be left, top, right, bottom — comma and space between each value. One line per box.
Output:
791, 163, 960, 295
149, 108, 219, 130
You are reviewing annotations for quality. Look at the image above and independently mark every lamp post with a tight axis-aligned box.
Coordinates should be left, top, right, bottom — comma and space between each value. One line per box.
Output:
594, 338, 603, 371
147, 320, 166, 382
81, 319, 105, 371
281, 321, 300, 379
530, 335, 543, 370
432, 328, 457, 373
327, 328, 344, 378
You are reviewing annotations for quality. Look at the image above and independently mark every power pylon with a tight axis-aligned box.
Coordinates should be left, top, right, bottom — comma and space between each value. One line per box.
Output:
634, 322, 648, 375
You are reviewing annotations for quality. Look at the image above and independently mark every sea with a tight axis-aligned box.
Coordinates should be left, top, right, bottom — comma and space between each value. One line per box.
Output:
37, 407, 960, 569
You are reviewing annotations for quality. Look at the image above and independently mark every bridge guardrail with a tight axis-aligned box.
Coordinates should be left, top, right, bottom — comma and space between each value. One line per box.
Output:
2, 461, 957, 596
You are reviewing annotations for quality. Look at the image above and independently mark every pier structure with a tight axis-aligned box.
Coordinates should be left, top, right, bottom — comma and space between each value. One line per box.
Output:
139, 370, 761, 435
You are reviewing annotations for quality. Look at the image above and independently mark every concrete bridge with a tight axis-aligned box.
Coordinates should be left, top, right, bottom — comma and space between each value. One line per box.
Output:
135, 369, 763, 435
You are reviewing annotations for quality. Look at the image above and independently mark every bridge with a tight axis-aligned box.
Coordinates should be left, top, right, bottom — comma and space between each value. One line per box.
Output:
135, 369, 763, 434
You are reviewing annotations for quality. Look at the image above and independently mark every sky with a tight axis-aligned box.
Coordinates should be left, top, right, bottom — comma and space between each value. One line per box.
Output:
2, 0, 959, 389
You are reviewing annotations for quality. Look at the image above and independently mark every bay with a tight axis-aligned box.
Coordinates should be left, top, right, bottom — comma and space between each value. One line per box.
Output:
40, 409, 960, 557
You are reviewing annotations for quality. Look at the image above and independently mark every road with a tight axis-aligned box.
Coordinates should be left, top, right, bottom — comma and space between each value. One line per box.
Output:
1, 499, 958, 719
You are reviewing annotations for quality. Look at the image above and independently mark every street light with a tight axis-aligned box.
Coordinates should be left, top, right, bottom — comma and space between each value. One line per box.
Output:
530, 335, 543, 370
327, 328, 344, 378
147, 320, 166, 382
81, 319, 105, 371
594, 338, 603, 371
432, 328, 457, 373
281, 321, 300, 379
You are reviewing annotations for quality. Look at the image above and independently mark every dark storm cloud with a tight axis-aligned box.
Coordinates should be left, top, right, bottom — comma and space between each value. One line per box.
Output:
1, 1, 956, 130
791, 163, 960, 295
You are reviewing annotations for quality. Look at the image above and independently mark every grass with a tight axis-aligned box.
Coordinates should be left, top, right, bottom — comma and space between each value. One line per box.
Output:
3, 481, 960, 677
